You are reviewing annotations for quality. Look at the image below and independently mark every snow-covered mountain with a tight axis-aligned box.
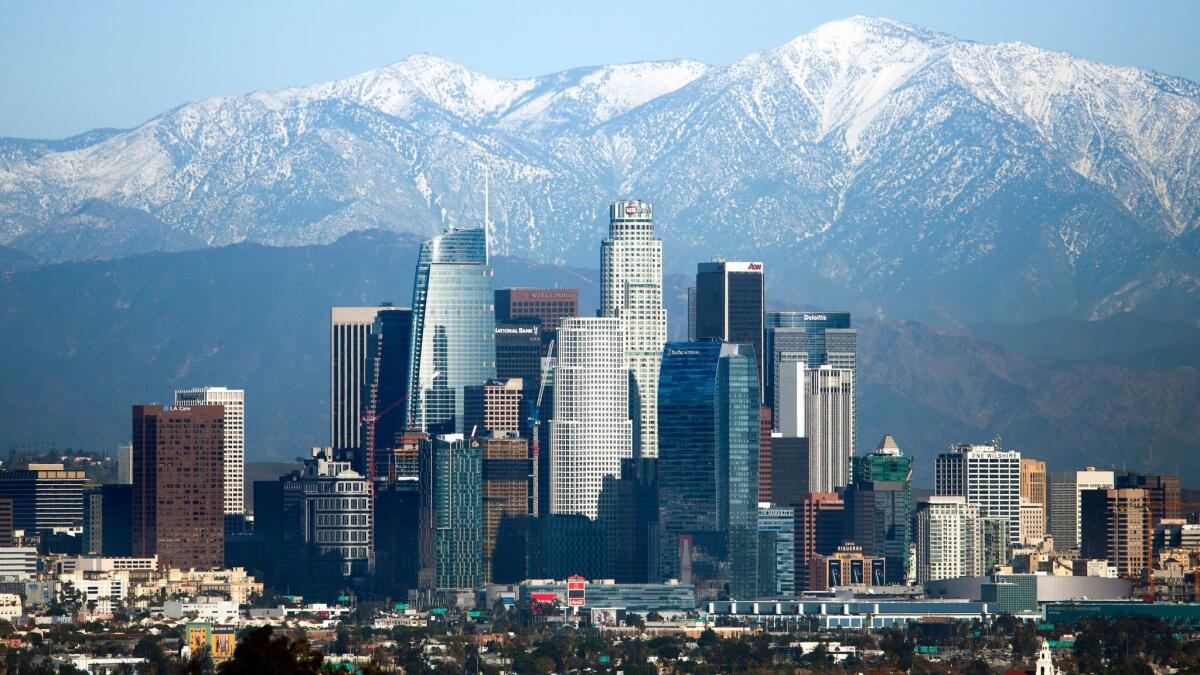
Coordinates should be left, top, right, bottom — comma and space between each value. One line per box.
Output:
2, 16, 1198, 324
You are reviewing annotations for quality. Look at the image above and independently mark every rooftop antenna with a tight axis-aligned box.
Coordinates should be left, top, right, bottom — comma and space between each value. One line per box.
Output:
483, 163, 491, 261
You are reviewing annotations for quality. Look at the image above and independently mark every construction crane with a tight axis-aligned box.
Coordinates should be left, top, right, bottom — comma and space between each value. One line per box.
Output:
526, 338, 555, 517
360, 396, 405, 485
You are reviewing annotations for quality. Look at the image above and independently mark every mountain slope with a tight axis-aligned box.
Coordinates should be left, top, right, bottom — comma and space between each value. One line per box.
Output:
1, 17, 1198, 324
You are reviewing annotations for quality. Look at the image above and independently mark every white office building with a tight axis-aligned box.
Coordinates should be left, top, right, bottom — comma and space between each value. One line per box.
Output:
915, 496, 981, 583
935, 443, 1021, 545
117, 444, 133, 485
176, 387, 245, 517
549, 317, 633, 520
600, 200, 666, 458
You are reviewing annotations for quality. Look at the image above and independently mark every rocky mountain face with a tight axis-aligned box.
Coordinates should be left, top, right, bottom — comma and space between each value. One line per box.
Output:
1, 230, 1196, 481
2, 17, 1198, 325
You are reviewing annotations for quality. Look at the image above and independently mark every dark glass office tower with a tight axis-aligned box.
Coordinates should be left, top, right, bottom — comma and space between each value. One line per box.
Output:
695, 261, 765, 386
494, 320, 543, 433
658, 342, 759, 600
361, 307, 414, 478
495, 288, 579, 336
764, 311, 854, 411
420, 435, 483, 591
845, 435, 912, 584
407, 227, 496, 435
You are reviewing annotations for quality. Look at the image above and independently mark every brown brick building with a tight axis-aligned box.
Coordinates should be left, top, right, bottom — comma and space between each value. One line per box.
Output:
494, 288, 579, 333
132, 404, 225, 570
481, 436, 530, 583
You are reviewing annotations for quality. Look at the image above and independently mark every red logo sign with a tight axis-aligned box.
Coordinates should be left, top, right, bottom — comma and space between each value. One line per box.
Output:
748, 263, 762, 270
567, 575, 586, 607
624, 203, 637, 216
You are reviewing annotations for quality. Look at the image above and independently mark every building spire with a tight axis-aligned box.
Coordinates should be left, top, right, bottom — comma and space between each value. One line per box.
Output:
482, 163, 491, 262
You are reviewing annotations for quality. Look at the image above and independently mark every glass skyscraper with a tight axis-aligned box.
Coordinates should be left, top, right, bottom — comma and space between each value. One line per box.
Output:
406, 227, 496, 434
846, 435, 912, 584
658, 341, 759, 600
764, 311, 855, 413
421, 434, 483, 591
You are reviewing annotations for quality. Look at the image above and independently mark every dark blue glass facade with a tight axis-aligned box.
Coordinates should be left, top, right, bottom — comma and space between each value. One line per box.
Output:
658, 341, 759, 600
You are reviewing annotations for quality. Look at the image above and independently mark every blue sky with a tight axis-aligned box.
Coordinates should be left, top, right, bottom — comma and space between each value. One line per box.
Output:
3, 0, 1198, 138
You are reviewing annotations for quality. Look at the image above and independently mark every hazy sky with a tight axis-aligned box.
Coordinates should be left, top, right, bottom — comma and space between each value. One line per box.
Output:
3, 0, 1198, 138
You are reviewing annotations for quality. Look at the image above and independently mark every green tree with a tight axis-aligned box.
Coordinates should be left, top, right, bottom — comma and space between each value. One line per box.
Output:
218, 627, 324, 675
879, 625, 915, 671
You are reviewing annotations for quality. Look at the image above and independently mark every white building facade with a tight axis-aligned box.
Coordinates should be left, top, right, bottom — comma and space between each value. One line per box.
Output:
935, 443, 1021, 545
915, 496, 981, 583
600, 200, 666, 458
176, 387, 245, 518
549, 317, 633, 520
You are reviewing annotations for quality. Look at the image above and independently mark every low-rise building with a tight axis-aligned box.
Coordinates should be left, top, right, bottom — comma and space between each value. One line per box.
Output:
518, 579, 696, 612
163, 597, 240, 624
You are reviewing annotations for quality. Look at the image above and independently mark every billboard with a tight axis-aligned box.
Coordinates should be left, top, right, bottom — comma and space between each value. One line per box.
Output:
567, 576, 586, 607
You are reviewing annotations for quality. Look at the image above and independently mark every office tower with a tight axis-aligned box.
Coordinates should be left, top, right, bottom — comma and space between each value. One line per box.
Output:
1072, 468, 1115, 549
757, 505, 795, 597
495, 288, 579, 335
0, 464, 87, 531
600, 199, 666, 458
464, 379, 523, 437
549, 317, 632, 520
934, 442, 1021, 544
132, 404, 225, 570
408, 227, 496, 435
845, 435, 912, 584
809, 542, 886, 590
1080, 488, 1152, 580
794, 493, 845, 591
360, 307, 414, 479
421, 435, 483, 591
778, 363, 855, 492
915, 496, 981, 583
117, 444, 133, 484
687, 287, 697, 342
331, 305, 400, 452
299, 448, 372, 595
0, 499, 11, 547
377, 430, 424, 483
373, 478, 422, 596
758, 406, 772, 504
82, 486, 103, 555
481, 436, 530, 583
770, 436, 810, 507
495, 320, 544, 431
100, 484, 133, 557
1115, 472, 1182, 525
175, 387, 245, 520
604, 458, 659, 584
764, 311, 854, 413
1020, 459, 1047, 507
695, 260, 765, 384
658, 341, 760, 600
533, 346, 556, 517
980, 516, 1011, 572
1019, 501, 1045, 546
1046, 473, 1077, 550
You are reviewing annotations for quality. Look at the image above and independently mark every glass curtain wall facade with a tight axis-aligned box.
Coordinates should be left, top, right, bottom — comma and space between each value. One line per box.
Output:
407, 227, 496, 435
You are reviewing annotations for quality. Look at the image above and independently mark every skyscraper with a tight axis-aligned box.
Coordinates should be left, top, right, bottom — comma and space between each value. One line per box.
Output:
600, 200, 666, 458
331, 306, 401, 453
117, 444, 133, 484
794, 492, 845, 591
764, 311, 855, 413
1020, 459, 1047, 507
846, 435, 912, 584
1115, 472, 1182, 525
778, 362, 855, 493
1080, 488, 1153, 580
1047, 472, 1079, 550
421, 435, 483, 591
495, 321, 544, 431
0, 464, 87, 531
935, 442, 1021, 544
757, 505, 795, 597
657, 341, 760, 599
915, 496, 981, 583
549, 317, 632, 520
695, 260, 765, 385
407, 227, 496, 435
175, 387, 245, 520
481, 436, 530, 583
360, 307, 414, 479
464, 378, 523, 437
495, 288, 579, 335
132, 404, 225, 570
299, 447, 372, 595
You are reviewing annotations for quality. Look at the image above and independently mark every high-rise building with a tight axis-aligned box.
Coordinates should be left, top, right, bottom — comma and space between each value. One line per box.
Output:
117, 444, 133, 485
360, 307, 414, 479
0, 464, 87, 531
845, 435, 912, 584
1080, 488, 1153, 581
331, 306, 402, 453
407, 227, 496, 435
132, 404, 225, 570
82, 485, 103, 555
935, 442, 1021, 544
464, 379, 523, 437
421, 435, 483, 591
695, 260, 765, 385
758, 406, 772, 504
770, 436, 810, 507
686, 287, 697, 342
1115, 472, 1182, 525
1046, 472, 1079, 551
481, 436, 530, 583
794, 493, 845, 591
376, 430, 425, 484
175, 387, 245, 520
100, 484, 133, 557
915, 496, 981, 583
1073, 468, 1115, 549
600, 200, 666, 458
549, 317, 632, 520
495, 321, 544, 431
299, 447, 372, 595
604, 458, 660, 584
1019, 500, 1045, 546
764, 311, 854, 414
1020, 459, 1047, 507
657, 342, 760, 600
373, 478, 422, 596
495, 288, 579, 335
0, 499, 12, 548
778, 363, 855, 492
980, 516, 1011, 572
757, 505, 795, 597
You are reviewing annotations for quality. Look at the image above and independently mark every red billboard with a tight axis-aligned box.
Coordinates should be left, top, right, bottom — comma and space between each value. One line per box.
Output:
567, 576, 586, 607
